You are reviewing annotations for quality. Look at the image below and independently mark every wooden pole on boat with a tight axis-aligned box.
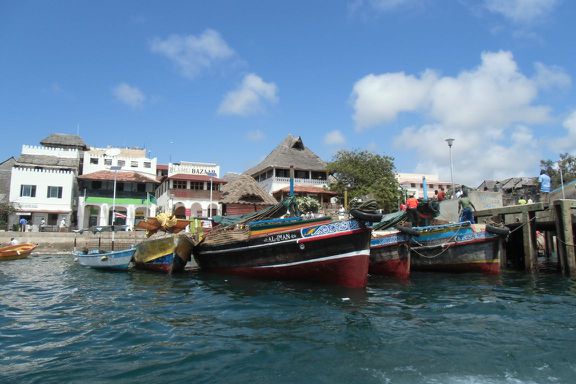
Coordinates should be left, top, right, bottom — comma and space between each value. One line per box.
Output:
289, 166, 294, 197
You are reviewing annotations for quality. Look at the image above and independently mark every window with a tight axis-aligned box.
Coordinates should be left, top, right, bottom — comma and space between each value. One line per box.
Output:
143, 162, 151, 168
311, 171, 327, 180
20, 185, 36, 197
295, 170, 308, 179
190, 182, 203, 190
104, 159, 112, 166
92, 181, 102, 189
90, 158, 99, 164
410, 183, 416, 188
137, 183, 146, 192
276, 168, 290, 178
429, 184, 434, 189
131, 161, 138, 168
117, 160, 125, 167
47, 186, 63, 198
173, 180, 187, 189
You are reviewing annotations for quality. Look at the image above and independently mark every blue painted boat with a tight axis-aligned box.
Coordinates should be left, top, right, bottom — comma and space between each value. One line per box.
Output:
74, 247, 136, 270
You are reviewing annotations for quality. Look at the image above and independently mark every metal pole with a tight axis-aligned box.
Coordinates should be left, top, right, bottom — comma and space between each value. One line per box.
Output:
445, 138, 455, 198
209, 176, 213, 218
110, 166, 121, 250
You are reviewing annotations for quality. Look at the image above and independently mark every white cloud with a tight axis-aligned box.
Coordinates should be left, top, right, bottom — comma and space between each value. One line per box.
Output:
218, 73, 278, 116
150, 29, 235, 79
533, 62, 571, 91
113, 83, 145, 108
324, 130, 346, 146
246, 129, 265, 141
483, 0, 558, 24
551, 111, 576, 152
351, 50, 563, 186
349, 0, 425, 13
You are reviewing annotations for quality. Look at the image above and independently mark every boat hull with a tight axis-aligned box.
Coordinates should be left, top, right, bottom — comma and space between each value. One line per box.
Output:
74, 248, 136, 270
0, 243, 37, 261
194, 219, 371, 288
369, 230, 411, 278
410, 223, 501, 274
133, 234, 193, 274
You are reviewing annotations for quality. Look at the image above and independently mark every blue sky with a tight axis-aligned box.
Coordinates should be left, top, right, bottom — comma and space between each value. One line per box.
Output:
1, 0, 574, 187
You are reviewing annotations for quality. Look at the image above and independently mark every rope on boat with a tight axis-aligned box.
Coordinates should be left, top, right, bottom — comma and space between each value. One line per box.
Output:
409, 222, 467, 259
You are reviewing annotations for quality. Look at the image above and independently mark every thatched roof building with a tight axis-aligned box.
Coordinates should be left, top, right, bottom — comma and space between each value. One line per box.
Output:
220, 174, 277, 215
244, 135, 327, 177
40, 133, 88, 150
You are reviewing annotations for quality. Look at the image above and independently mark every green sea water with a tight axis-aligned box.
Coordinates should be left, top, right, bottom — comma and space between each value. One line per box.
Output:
1, 254, 576, 384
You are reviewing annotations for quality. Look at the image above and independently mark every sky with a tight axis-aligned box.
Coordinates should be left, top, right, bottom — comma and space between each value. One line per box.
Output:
1, 0, 575, 187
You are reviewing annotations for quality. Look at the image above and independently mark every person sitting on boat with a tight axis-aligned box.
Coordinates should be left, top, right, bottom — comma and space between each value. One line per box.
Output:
10, 237, 20, 245
437, 187, 446, 201
458, 191, 477, 223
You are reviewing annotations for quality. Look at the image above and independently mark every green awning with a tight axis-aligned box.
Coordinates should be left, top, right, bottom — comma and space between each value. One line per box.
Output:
85, 197, 150, 205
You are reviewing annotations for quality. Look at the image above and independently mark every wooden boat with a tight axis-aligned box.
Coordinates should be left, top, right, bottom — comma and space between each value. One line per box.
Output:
193, 213, 374, 288
370, 229, 411, 278
369, 211, 412, 278
409, 221, 508, 274
133, 233, 195, 274
74, 247, 136, 270
0, 243, 38, 260
136, 213, 190, 235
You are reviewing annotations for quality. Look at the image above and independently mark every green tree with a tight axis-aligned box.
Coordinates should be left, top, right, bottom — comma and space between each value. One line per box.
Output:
326, 149, 399, 212
540, 153, 576, 189
295, 196, 320, 213
0, 201, 17, 230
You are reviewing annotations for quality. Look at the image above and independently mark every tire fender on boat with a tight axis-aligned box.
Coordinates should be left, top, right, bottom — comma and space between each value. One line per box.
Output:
395, 225, 420, 237
349, 209, 383, 223
486, 224, 510, 236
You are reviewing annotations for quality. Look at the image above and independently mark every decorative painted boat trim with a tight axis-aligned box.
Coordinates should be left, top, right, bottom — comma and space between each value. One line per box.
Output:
195, 219, 372, 288
133, 234, 193, 274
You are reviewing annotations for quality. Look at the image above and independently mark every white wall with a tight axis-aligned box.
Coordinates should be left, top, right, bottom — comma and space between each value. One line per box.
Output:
9, 167, 75, 212
82, 149, 157, 176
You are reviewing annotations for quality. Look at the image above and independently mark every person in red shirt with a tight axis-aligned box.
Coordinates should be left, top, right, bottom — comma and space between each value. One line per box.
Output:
406, 194, 419, 226
437, 187, 446, 201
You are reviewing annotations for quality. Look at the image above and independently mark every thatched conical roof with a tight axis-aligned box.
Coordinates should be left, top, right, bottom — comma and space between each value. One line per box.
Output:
220, 174, 277, 205
40, 133, 88, 150
244, 135, 326, 176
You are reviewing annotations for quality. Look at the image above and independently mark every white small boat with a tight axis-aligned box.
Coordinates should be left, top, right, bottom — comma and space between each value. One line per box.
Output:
74, 247, 136, 270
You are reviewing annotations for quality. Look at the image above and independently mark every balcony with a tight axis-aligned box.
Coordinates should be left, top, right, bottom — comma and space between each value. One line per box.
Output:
169, 189, 223, 200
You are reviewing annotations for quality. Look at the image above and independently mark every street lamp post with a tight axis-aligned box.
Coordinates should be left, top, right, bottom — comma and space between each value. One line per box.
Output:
110, 165, 122, 250
207, 171, 217, 218
445, 138, 455, 198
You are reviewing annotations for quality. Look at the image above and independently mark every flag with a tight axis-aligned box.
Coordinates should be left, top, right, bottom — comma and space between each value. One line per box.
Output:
147, 192, 157, 205
114, 212, 127, 219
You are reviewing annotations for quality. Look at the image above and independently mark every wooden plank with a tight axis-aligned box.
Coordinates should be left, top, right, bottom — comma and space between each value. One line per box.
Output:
560, 200, 576, 276
522, 211, 536, 273
554, 201, 567, 275
475, 202, 546, 218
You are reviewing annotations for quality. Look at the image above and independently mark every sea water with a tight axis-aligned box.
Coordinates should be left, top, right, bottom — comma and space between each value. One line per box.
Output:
1, 254, 576, 384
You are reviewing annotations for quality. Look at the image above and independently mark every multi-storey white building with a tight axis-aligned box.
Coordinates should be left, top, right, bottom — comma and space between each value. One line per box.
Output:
77, 147, 159, 230
244, 135, 336, 207
397, 172, 454, 199
9, 137, 85, 231
155, 161, 224, 218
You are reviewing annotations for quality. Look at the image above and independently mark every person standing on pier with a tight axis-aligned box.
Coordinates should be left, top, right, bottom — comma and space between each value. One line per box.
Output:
538, 170, 551, 203
458, 190, 476, 223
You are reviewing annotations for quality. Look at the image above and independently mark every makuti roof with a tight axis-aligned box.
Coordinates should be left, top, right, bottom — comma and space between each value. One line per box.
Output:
40, 133, 88, 149
220, 174, 277, 205
244, 135, 327, 176
78, 170, 160, 183
16, 154, 80, 168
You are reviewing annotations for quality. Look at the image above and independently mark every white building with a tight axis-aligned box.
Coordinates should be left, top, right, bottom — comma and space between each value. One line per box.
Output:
76, 147, 159, 230
9, 138, 85, 231
244, 135, 335, 208
156, 161, 225, 218
397, 172, 454, 199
